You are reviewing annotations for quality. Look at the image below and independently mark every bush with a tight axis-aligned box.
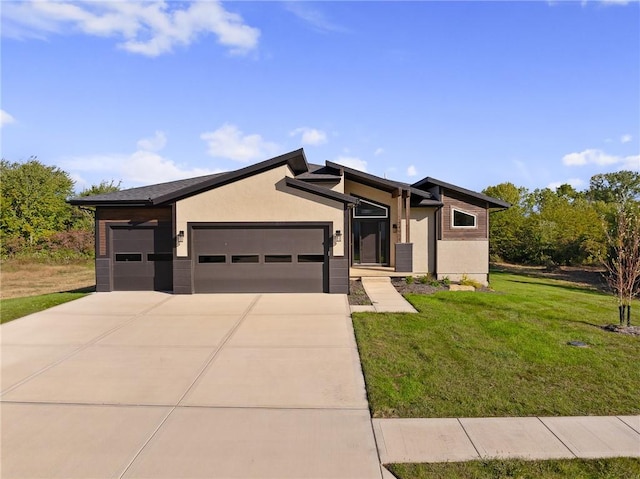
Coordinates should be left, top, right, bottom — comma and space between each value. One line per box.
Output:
406, 276, 414, 284
1, 230, 94, 262
460, 274, 483, 289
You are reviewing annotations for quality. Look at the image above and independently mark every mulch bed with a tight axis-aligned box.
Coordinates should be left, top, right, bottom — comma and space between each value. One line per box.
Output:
391, 278, 447, 295
348, 280, 372, 305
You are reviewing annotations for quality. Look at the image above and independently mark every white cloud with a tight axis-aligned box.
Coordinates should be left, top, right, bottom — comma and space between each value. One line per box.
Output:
289, 127, 327, 146
137, 130, 167, 152
562, 148, 634, 167
1, 109, 16, 127
61, 132, 221, 186
333, 156, 367, 172
1, 1, 260, 56
621, 134, 633, 143
622, 155, 640, 170
200, 123, 278, 162
407, 165, 417, 177
601, 0, 630, 5
374, 148, 384, 156
547, 178, 585, 190
284, 2, 347, 33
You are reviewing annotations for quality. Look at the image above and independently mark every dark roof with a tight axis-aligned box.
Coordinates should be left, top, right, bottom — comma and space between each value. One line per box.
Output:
412, 177, 511, 209
325, 160, 406, 193
69, 149, 309, 206
68, 148, 507, 210
68, 173, 225, 206
285, 177, 358, 205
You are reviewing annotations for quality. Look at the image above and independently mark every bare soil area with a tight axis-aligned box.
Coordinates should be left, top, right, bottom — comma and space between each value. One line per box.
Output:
491, 262, 607, 292
0, 260, 95, 299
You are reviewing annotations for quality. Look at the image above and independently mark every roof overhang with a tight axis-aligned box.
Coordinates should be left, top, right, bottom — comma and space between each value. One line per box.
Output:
325, 160, 407, 193
285, 177, 358, 205
412, 177, 511, 209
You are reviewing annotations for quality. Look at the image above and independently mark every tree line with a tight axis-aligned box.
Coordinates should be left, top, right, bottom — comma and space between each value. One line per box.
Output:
0, 158, 119, 260
483, 171, 639, 267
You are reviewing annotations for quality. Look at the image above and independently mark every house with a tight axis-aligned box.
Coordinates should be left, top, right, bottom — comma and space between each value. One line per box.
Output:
69, 149, 509, 294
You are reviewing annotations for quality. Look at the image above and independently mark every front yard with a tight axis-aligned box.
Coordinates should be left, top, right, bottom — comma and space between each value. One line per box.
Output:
352, 272, 640, 418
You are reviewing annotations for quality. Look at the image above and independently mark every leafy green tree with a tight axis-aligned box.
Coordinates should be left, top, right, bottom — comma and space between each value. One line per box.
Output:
483, 183, 533, 263
71, 180, 121, 230
0, 158, 75, 245
587, 171, 640, 205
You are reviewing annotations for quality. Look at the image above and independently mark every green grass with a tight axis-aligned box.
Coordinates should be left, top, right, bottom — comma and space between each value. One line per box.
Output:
0, 292, 89, 324
388, 458, 640, 479
352, 272, 640, 418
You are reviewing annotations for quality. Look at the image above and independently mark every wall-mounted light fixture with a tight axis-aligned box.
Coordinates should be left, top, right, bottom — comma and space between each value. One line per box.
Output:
177, 230, 185, 245
392, 224, 398, 232
335, 230, 342, 242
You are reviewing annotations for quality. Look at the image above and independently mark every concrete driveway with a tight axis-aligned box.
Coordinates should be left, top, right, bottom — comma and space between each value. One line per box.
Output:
1, 292, 382, 479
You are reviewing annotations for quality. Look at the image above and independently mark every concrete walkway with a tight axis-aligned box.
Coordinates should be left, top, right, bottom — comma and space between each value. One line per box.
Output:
352, 277, 417, 313
374, 416, 640, 465
1, 292, 383, 479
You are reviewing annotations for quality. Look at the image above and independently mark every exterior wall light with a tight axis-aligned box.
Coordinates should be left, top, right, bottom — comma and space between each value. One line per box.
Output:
177, 230, 185, 245
335, 230, 342, 242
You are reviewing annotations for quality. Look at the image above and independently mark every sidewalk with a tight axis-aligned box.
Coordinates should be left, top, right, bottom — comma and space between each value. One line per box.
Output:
351, 277, 417, 313
373, 416, 640, 464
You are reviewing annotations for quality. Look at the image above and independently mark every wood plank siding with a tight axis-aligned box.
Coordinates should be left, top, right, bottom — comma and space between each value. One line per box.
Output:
440, 190, 488, 240
96, 207, 172, 256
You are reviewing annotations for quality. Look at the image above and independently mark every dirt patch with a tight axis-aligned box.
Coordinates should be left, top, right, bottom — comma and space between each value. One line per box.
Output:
0, 260, 95, 299
348, 280, 372, 305
492, 262, 607, 292
602, 324, 640, 337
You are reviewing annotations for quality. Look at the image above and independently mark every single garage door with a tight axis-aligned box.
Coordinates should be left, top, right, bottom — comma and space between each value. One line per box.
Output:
192, 225, 329, 293
111, 226, 173, 291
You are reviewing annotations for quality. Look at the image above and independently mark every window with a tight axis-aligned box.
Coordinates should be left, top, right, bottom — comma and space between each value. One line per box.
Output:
148, 253, 172, 262
452, 208, 477, 228
115, 253, 142, 262
297, 254, 325, 263
265, 255, 292, 263
232, 255, 259, 264
199, 255, 226, 263
354, 199, 388, 218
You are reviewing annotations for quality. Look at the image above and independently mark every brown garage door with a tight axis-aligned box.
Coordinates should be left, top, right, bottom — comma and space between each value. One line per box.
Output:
111, 226, 173, 291
192, 225, 328, 293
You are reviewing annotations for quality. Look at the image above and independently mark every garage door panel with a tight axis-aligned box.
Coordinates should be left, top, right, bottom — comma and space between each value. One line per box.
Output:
192, 226, 327, 293
111, 226, 173, 292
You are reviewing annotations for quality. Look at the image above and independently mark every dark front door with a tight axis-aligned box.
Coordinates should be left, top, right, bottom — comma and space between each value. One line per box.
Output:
360, 222, 379, 263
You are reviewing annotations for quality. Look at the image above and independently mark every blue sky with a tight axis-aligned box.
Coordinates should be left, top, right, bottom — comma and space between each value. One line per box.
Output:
2, 0, 638, 194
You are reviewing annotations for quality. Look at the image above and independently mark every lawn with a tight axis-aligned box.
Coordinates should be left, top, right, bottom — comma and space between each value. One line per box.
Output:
387, 458, 640, 479
352, 272, 640, 418
0, 259, 95, 299
0, 292, 90, 324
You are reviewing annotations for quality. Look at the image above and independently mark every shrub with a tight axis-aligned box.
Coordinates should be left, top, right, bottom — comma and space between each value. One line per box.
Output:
460, 274, 483, 289
406, 276, 414, 284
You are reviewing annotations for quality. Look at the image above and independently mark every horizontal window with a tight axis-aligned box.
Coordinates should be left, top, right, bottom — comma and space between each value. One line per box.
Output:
297, 254, 325, 263
265, 255, 292, 263
452, 208, 477, 228
199, 255, 226, 264
148, 253, 172, 262
115, 253, 142, 262
232, 255, 259, 264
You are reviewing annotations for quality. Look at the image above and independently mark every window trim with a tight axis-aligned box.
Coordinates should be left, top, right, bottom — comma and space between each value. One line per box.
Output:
451, 207, 477, 229
353, 198, 389, 219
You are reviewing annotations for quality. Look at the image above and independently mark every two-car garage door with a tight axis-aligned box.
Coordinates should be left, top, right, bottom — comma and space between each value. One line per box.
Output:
192, 225, 329, 293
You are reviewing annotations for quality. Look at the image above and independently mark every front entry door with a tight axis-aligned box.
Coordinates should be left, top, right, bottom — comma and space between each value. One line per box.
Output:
360, 222, 379, 263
